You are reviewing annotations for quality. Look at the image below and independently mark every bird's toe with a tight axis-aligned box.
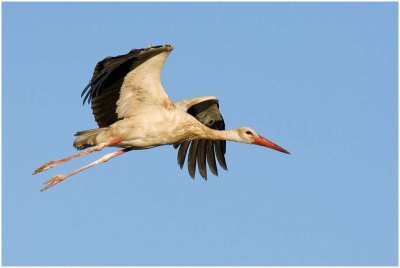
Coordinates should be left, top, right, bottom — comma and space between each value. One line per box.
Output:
41, 175, 65, 191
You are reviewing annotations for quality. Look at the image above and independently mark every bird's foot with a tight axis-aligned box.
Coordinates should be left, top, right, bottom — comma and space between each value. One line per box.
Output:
33, 161, 56, 175
41, 175, 65, 191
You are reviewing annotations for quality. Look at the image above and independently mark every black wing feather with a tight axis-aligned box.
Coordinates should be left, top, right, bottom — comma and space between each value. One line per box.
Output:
206, 141, 218, 176
214, 120, 228, 170
187, 140, 199, 179
197, 140, 207, 180
177, 141, 190, 169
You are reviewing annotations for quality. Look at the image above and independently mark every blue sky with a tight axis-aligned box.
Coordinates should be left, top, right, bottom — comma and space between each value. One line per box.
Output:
3, 2, 397, 265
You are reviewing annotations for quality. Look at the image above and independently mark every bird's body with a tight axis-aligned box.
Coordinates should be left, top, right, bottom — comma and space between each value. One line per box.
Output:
84, 103, 209, 149
33, 44, 290, 191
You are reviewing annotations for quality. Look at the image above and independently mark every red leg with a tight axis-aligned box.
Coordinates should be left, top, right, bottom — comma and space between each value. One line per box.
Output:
33, 137, 124, 175
41, 148, 132, 191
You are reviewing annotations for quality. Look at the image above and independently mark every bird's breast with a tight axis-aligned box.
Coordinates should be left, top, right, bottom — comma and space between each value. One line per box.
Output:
108, 107, 203, 148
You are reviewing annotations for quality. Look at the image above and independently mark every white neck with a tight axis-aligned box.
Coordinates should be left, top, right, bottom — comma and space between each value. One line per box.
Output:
203, 128, 242, 143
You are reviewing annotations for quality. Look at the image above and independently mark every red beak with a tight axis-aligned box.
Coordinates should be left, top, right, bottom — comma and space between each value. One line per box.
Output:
252, 135, 290, 154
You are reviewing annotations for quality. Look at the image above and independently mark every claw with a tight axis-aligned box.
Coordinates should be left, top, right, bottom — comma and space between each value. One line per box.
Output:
41, 175, 65, 191
33, 161, 56, 175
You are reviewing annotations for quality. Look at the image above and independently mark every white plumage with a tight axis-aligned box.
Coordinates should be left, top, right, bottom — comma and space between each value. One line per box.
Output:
33, 44, 290, 191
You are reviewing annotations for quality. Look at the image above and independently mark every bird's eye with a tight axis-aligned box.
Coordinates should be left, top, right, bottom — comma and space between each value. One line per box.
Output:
245, 131, 253, 136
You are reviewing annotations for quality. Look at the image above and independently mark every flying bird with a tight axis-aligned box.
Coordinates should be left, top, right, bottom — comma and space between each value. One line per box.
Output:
33, 44, 290, 191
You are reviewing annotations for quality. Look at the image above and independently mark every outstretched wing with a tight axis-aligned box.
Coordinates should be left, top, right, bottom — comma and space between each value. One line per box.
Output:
81, 45, 173, 128
174, 97, 228, 180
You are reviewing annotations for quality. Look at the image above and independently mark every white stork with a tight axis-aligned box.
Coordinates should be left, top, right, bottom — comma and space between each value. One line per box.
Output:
33, 44, 290, 191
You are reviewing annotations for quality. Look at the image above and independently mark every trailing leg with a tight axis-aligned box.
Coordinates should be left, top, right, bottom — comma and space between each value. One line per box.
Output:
41, 148, 132, 191
32, 137, 124, 175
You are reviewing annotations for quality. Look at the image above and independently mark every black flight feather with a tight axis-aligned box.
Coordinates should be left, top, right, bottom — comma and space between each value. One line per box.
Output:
174, 99, 227, 179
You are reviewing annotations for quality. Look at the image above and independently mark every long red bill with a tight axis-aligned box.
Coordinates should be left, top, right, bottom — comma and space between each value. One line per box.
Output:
252, 135, 290, 154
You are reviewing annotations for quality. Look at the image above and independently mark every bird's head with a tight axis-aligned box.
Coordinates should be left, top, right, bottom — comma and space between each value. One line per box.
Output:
236, 127, 290, 154
132, 44, 174, 57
